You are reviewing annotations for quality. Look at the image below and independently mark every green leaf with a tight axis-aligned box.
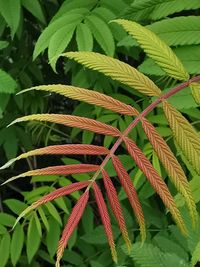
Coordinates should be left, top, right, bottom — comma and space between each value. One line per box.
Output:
21, 0, 46, 24
4, 199, 28, 215
85, 14, 115, 56
54, 195, 69, 214
27, 215, 41, 263
34, 212, 42, 237
0, 232, 10, 267
45, 202, 62, 225
0, 213, 15, 227
76, 23, 93, 51
52, 0, 96, 21
81, 205, 94, 233
148, 16, 200, 46
123, 0, 200, 21
38, 207, 49, 232
0, 69, 17, 93
62, 250, 84, 266
0, 225, 7, 234
114, 19, 189, 81
33, 13, 84, 60
0, 41, 8, 50
0, 0, 20, 37
191, 240, 200, 267
123, 242, 189, 267
46, 218, 60, 258
48, 24, 76, 71
11, 224, 24, 266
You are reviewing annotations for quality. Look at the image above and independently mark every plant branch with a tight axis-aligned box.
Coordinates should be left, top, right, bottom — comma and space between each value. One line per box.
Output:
88, 75, 200, 187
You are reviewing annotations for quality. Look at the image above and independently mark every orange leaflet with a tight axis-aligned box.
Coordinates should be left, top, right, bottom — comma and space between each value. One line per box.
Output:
24, 85, 138, 116
9, 114, 121, 137
14, 181, 90, 227
56, 190, 89, 267
102, 169, 131, 251
3, 164, 99, 185
0, 144, 109, 170
112, 155, 146, 242
124, 137, 188, 235
141, 117, 198, 227
93, 182, 117, 263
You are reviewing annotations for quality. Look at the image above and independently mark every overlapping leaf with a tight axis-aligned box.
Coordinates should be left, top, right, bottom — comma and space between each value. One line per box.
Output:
163, 101, 200, 175
64, 52, 161, 96
114, 19, 189, 81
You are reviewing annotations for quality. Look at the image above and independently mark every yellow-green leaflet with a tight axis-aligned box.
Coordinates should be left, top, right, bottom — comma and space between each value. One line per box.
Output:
113, 19, 189, 81
190, 82, 200, 105
163, 101, 200, 175
63, 52, 161, 96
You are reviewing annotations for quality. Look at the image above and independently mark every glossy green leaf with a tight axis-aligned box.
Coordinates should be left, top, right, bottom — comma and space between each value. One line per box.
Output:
27, 215, 41, 263
21, 0, 45, 24
0, 213, 15, 227
11, 224, 24, 266
0, 69, 17, 93
0, 0, 20, 37
76, 23, 93, 51
0, 232, 10, 267
45, 202, 62, 225
46, 218, 60, 258
85, 14, 115, 56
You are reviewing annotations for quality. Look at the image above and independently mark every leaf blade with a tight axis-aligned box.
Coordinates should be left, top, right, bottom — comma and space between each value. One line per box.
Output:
64, 51, 161, 96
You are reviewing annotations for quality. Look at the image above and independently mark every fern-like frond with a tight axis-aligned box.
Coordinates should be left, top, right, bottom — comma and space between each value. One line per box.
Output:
124, 137, 188, 235
56, 190, 89, 267
0, 144, 109, 170
114, 19, 189, 81
63, 52, 161, 96
13, 181, 89, 228
123, 0, 200, 22
93, 182, 117, 263
102, 169, 131, 251
148, 16, 200, 47
2, 164, 99, 185
141, 118, 198, 227
9, 114, 121, 137
19, 84, 139, 116
112, 155, 146, 242
163, 101, 200, 175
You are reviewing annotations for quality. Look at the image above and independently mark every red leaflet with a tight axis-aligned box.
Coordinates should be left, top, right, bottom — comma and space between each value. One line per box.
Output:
124, 137, 188, 235
14, 181, 90, 227
102, 170, 131, 251
112, 156, 146, 242
3, 164, 100, 185
10, 114, 121, 137
0, 144, 109, 170
93, 182, 117, 263
56, 190, 89, 267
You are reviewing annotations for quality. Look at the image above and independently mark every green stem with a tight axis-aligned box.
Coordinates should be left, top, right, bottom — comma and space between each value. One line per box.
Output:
88, 75, 200, 187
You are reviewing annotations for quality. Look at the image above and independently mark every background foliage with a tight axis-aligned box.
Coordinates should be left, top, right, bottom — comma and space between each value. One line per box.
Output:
0, 0, 200, 266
